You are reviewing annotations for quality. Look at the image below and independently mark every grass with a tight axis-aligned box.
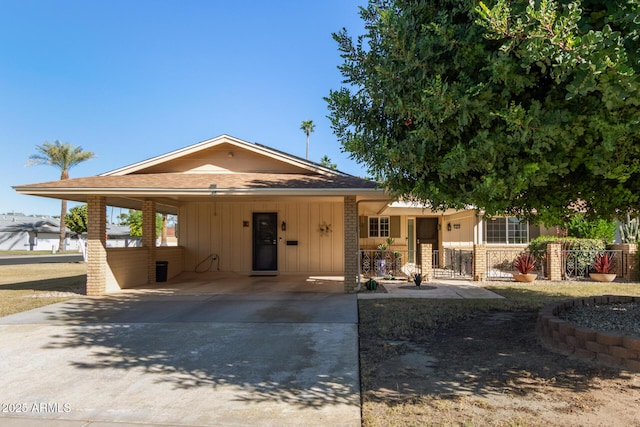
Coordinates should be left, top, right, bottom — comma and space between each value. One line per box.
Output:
359, 281, 640, 427
0, 263, 86, 317
0, 250, 80, 256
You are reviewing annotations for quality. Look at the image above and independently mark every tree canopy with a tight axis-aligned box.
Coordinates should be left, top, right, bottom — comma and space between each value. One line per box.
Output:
326, 0, 640, 224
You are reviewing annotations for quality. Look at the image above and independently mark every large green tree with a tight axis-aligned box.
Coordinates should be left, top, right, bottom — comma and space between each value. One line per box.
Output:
27, 141, 95, 249
65, 204, 88, 235
326, 0, 640, 224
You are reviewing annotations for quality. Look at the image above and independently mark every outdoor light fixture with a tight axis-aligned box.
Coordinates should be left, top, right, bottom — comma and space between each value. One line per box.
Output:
447, 223, 452, 231
281, 221, 286, 231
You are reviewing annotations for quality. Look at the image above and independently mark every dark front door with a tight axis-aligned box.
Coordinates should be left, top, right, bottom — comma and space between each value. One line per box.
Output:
416, 218, 439, 267
252, 212, 278, 272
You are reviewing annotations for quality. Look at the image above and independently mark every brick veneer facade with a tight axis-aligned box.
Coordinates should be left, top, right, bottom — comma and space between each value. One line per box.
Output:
420, 243, 433, 281
86, 196, 107, 296
344, 196, 358, 293
473, 244, 486, 281
537, 296, 640, 372
142, 200, 157, 284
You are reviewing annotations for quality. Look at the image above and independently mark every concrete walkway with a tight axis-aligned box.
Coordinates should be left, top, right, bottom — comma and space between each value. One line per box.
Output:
358, 279, 505, 299
0, 291, 359, 427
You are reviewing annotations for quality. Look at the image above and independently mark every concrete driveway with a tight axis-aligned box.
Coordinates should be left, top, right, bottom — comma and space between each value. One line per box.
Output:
0, 283, 359, 426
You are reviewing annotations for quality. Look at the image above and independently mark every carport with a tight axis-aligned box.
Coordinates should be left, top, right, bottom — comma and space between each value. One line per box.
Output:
13, 135, 389, 296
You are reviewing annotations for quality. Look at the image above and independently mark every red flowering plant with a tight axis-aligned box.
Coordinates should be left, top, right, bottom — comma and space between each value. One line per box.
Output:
514, 252, 536, 274
593, 252, 615, 274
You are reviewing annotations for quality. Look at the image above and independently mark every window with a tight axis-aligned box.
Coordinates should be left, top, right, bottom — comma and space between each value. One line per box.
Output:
369, 216, 390, 237
486, 217, 528, 244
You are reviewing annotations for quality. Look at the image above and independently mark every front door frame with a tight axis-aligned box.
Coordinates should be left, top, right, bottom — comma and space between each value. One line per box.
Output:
252, 212, 278, 273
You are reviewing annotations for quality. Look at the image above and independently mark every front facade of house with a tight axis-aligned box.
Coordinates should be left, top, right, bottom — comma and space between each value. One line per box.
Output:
14, 135, 386, 294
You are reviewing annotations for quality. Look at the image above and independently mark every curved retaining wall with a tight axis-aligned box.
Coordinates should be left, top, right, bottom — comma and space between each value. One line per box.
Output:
536, 295, 640, 372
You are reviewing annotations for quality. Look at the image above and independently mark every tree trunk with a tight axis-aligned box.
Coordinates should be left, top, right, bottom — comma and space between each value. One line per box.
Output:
59, 199, 67, 252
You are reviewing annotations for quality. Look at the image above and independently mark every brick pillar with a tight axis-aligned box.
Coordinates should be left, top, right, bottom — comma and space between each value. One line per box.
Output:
473, 244, 486, 281
343, 196, 358, 293
86, 196, 107, 296
547, 243, 563, 281
609, 243, 638, 281
142, 200, 157, 283
420, 243, 433, 281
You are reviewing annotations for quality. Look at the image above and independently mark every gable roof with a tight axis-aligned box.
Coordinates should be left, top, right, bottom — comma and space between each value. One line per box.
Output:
13, 135, 386, 214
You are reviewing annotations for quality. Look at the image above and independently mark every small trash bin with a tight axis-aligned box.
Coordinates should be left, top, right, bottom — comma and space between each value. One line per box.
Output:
156, 261, 168, 282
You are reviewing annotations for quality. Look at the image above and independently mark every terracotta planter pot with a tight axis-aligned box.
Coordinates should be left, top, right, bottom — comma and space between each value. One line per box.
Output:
589, 273, 616, 282
513, 273, 537, 283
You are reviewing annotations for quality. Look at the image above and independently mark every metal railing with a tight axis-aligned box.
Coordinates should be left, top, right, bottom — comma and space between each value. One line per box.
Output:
485, 249, 546, 280
359, 249, 419, 279
562, 249, 623, 280
433, 249, 473, 279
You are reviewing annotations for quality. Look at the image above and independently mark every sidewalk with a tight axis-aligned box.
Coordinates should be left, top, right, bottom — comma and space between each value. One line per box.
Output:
357, 279, 504, 299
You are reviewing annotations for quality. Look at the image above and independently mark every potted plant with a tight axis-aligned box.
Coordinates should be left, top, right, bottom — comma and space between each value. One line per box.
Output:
590, 252, 616, 282
513, 252, 537, 282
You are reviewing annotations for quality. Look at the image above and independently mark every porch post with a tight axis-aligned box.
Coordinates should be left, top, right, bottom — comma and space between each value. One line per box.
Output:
86, 196, 107, 296
547, 243, 563, 281
344, 196, 358, 293
420, 243, 433, 281
473, 244, 486, 281
142, 200, 157, 283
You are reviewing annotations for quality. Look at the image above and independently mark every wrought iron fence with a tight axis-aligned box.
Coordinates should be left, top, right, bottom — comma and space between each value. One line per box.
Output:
485, 249, 546, 280
359, 249, 419, 279
433, 248, 473, 279
562, 249, 623, 280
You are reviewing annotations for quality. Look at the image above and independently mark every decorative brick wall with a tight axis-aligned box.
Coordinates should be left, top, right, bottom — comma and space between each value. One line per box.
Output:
142, 200, 157, 284
344, 196, 358, 293
547, 243, 563, 281
473, 244, 486, 281
420, 243, 432, 281
537, 296, 640, 372
86, 196, 107, 296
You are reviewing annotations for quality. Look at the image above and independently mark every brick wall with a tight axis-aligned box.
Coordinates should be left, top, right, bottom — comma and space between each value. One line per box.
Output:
142, 200, 157, 283
420, 243, 432, 281
344, 196, 358, 293
86, 196, 107, 296
473, 244, 486, 281
537, 296, 640, 372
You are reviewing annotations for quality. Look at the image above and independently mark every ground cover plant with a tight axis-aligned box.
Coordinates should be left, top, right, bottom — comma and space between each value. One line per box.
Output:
359, 283, 640, 426
0, 262, 86, 317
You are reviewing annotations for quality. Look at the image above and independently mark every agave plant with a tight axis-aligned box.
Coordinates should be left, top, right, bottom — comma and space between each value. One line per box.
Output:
593, 252, 615, 274
514, 252, 536, 274
620, 213, 639, 244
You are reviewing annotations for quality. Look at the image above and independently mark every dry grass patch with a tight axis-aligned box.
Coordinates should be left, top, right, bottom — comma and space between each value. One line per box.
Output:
0, 263, 86, 317
360, 282, 640, 426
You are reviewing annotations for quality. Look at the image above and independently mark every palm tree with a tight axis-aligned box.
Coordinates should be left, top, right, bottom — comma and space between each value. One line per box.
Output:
300, 120, 315, 160
27, 140, 95, 251
319, 155, 337, 170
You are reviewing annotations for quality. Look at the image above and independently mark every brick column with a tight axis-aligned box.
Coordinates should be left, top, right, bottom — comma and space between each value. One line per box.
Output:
343, 196, 358, 293
473, 244, 486, 281
609, 243, 638, 281
142, 200, 157, 283
86, 196, 107, 296
420, 243, 433, 281
547, 243, 563, 281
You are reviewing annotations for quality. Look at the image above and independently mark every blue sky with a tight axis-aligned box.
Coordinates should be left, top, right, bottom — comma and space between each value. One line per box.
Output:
0, 0, 367, 216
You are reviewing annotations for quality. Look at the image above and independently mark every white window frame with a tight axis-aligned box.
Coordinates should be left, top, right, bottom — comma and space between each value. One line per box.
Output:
368, 216, 390, 238
485, 217, 529, 244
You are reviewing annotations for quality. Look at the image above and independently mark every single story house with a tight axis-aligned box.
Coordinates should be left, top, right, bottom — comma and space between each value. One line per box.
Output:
13, 135, 555, 294
0, 215, 77, 252
14, 135, 389, 294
